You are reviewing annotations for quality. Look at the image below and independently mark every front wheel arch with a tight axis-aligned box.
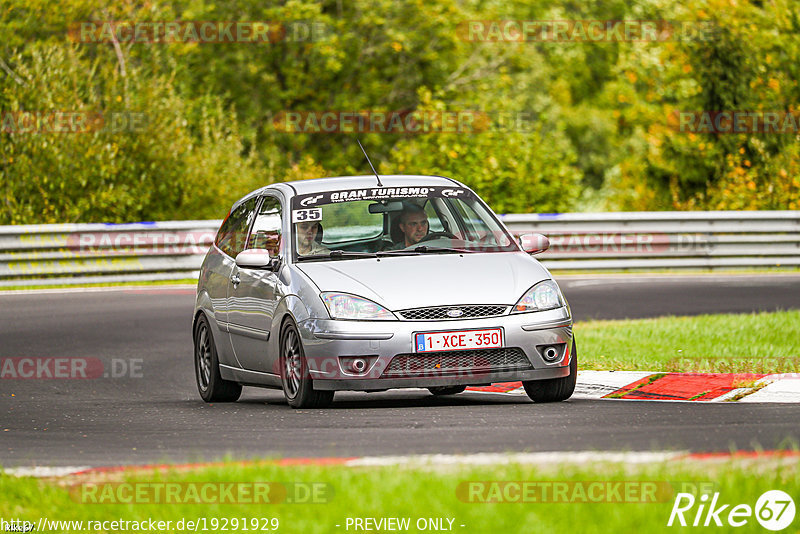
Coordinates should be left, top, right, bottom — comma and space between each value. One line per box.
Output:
278, 317, 334, 409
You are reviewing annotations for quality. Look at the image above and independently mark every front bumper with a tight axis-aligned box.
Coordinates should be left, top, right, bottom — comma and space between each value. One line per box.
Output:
297, 306, 574, 392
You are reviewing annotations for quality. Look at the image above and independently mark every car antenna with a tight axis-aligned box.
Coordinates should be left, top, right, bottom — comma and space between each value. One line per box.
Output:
357, 138, 383, 187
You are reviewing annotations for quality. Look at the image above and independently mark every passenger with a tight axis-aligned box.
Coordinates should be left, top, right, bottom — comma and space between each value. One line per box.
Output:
296, 221, 330, 255
392, 204, 429, 249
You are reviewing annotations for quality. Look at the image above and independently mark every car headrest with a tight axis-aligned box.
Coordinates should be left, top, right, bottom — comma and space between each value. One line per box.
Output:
389, 215, 402, 243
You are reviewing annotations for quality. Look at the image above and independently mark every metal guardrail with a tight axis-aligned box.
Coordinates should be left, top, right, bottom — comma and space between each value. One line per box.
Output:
0, 221, 221, 287
0, 211, 798, 286
500, 210, 800, 271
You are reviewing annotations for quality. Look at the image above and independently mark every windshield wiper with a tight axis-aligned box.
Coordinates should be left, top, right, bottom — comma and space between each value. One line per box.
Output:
298, 247, 478, 261
297, 250, 378, 261
375, 249, 422, 257
376, 246, 477, 256
411, 245, 477, 254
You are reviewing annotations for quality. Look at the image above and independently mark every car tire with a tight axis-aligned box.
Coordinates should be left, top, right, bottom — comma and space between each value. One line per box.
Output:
194, 314, 242, 402
280, 320, 334, 409
428, 386, 467, 396
522, 338, 577, 403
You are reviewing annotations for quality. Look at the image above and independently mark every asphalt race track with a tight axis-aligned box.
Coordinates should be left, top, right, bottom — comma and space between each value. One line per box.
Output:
1, 274, 798, 467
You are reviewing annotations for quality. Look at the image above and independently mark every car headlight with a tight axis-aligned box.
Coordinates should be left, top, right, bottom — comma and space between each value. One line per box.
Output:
512, 280, 564, 313
320, 292, 396, 320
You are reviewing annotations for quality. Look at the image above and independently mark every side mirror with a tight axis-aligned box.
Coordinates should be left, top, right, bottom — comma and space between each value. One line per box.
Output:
235, 249, 274, 269
518, 233, 550, 255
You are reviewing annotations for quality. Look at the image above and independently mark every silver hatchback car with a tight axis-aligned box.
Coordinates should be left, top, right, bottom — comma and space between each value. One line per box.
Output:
193, 175, 576, 408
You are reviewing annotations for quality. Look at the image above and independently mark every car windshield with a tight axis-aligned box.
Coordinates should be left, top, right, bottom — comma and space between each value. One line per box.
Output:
291, 186, 517, 259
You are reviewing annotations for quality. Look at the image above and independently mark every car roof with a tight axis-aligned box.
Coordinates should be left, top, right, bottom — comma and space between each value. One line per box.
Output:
275, 174, 460, 195
232, 175, 467, 210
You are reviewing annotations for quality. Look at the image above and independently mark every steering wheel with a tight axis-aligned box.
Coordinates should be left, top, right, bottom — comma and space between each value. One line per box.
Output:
419, 231, 457, 242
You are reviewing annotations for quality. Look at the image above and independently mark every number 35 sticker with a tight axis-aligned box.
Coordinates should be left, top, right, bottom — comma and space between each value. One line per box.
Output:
292, 208, 322, 223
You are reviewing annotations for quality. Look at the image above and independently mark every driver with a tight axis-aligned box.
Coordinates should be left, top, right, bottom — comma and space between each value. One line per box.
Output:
392, 204, 429, 249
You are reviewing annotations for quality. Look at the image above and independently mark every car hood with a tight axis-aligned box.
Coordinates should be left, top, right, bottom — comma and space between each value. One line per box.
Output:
295, 252, 550, 310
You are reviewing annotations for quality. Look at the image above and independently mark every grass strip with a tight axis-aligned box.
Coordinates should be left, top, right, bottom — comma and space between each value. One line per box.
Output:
2, 456, 798, 534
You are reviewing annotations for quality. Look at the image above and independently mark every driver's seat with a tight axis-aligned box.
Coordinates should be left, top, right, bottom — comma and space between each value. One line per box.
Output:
389, 214, 404, 245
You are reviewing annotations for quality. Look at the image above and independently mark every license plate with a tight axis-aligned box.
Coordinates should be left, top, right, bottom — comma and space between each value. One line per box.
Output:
414, 328, 503, 353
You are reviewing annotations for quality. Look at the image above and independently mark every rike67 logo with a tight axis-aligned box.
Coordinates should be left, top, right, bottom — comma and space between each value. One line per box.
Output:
668, 490, 795, 530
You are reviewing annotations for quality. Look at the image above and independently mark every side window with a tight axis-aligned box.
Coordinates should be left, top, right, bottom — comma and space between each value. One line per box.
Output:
248, 196, 283, 256
215, 197, 258, 258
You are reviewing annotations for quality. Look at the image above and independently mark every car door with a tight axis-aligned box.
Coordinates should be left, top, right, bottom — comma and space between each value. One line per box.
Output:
208, 196, 259, 367
227, 194, 285, 374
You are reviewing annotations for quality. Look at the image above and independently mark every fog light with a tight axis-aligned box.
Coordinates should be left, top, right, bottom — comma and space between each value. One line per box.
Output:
339, 356, 376, 375
538, 344, 564, 363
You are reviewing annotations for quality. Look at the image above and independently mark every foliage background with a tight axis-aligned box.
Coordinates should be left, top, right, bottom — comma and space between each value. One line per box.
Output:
1, 0, 798, 224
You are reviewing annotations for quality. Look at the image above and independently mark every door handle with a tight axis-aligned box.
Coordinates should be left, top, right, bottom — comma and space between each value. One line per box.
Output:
230, 272, 240, 288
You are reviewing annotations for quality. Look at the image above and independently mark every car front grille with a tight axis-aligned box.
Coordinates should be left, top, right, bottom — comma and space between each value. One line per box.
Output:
397, 305, 509, 321
382, 348, 532, 378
